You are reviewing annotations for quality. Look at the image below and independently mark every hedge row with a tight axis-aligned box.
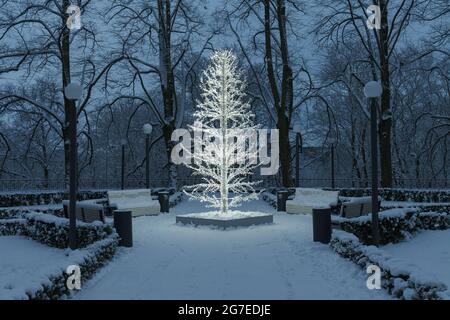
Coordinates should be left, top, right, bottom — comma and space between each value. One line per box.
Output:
264, 187, 450, 203
0, 212, 113, 249
0, 208, 26, 220
381, 204, 450, 213
330, 230, 447, 300
335, 209, 450, 245
0, 189, 183, 208
0, 191, 106, 208
27, 235, 119, 300
335, 188, 450, 203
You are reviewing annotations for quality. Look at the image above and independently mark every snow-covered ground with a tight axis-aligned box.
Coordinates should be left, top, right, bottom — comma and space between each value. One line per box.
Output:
74, 199, 389, 300
0, 236, 74, 299
383, 230, 450, 297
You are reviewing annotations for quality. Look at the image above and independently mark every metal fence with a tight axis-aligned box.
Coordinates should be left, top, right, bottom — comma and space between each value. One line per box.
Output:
0, 177, 449, 193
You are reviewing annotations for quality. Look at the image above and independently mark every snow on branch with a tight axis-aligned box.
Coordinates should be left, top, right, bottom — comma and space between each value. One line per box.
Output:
182, 50, 261, 214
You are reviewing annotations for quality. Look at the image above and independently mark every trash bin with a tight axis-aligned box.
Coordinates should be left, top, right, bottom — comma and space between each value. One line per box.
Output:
113, 210, 133, 247
158, 191, 170, 213
313, 207, 331, 244
277, 190, 290, 212
105, 204, 117, 217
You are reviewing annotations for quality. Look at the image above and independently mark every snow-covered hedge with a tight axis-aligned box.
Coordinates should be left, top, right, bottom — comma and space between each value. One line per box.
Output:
0, 208, 26, 220
336, 188, 450, 203
0, 218, 26, 235
0, 191, 106, 208
382, 203, 450, 213
28, 234, 119, 300
330, 230, 447, 300
0, 207, 64, 220
0, 212, 113, 249
0, 189, 184, 209
335, 208, 450, 245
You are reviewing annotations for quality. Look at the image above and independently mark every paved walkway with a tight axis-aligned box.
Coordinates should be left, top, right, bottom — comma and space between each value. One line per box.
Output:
74, 199, 388, 300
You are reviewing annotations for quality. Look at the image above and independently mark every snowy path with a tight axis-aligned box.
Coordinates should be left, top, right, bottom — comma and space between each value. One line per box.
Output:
1, 236, 76, 299
74, 199, 389, 300
383, 230, 450, 297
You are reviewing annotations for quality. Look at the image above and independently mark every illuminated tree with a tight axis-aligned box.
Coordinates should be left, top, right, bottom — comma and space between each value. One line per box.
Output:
183, 51, 260, 214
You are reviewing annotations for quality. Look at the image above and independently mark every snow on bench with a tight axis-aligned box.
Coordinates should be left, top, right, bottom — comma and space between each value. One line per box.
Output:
107, 189, 160, 217
62, 200, 105, 223
286, 188, 339, 215
340, 196, 378, 218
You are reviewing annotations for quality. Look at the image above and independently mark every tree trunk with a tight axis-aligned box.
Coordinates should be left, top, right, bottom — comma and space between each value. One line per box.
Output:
277, 114, 292, 187
360, 127, 369, 187
40, 126, 49, 189
378, 0, 393, 187
61, 0, 74, 188
263, 0, 293, 187
351, 120, 359, 188
158, 0, 177, 189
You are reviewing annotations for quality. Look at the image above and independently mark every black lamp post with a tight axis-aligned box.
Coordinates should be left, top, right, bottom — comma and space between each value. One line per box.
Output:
143, 123, 153, 189
292, 123, 302, 188
121, 139, 127, 190
64, 83, 82, 250
329, 137, 336, 189
364, 81, 383, 247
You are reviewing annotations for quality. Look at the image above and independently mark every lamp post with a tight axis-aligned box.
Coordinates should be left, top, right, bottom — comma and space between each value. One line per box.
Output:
364, 81, 383, 247
143, 123, 153, 189
64, 83, 82, 250
292, 123, 302, 188
329, 137, 336, 189
121, 139, 127, 190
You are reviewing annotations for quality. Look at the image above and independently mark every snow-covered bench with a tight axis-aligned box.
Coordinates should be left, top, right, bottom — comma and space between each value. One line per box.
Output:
107, 189, 160, 217
340, 196, 380, 218
62, 200, 105, 223
286, 188, 339, 215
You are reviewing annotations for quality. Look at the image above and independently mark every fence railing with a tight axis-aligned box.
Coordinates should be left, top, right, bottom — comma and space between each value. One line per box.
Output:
0, 177, 449, 193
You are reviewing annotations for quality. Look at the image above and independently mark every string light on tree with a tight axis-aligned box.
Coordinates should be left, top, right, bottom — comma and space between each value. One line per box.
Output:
183, 50, 261, 215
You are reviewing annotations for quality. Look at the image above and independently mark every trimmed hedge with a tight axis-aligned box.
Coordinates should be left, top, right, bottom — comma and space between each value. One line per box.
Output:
0, 218, 26, 235
330, 230, 447, 300
27, 235, 119, 300
335, 188, 450, 203
0, 208, 26, 220
381, 204, 450, 213
0, 212, 113, 249
0, 191, 106, 208
335, 209, 450, 245
0, 207, 64, 220
0, 189, 184, 209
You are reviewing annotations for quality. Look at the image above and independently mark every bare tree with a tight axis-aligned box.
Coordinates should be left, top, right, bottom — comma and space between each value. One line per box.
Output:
0, 0, 124, 184
314, 0, 431, 187
226, 0, 328, 187
105, 0, 215, 188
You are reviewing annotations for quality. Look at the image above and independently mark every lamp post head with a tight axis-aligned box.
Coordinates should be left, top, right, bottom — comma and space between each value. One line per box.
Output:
143, 123, 153, 135
364, 81, 383, 98
64, 83, 83, 100
120, 139, 127, 146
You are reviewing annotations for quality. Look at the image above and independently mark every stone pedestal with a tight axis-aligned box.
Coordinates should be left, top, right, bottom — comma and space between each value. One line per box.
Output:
176, 214, 273, 229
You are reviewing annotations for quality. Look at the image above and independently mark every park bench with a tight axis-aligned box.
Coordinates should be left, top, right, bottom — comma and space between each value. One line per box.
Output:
285, 188, 339, 214
107, 189, 160, 217
62, 200, 105, 223
339, 196, 380, 218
